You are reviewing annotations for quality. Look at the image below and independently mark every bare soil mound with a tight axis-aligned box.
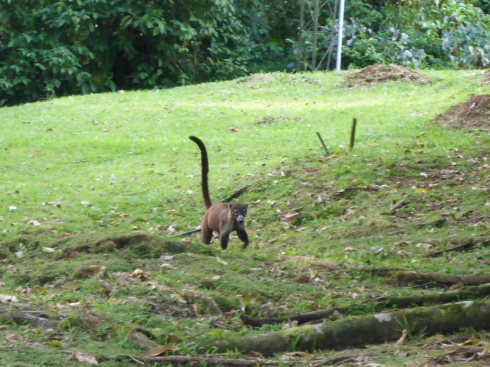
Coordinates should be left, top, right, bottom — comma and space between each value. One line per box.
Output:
437, 94, 490, 130
344, 64, 428, 86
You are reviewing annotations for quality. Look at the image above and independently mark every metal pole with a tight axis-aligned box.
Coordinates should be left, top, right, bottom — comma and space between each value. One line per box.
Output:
335, 0, 345, 71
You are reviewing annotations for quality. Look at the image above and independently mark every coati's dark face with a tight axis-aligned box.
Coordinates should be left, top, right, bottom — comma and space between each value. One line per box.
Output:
230, 203, 248, 222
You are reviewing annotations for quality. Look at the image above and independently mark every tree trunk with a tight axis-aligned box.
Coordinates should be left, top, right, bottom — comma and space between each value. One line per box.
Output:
297, 0, 305, 72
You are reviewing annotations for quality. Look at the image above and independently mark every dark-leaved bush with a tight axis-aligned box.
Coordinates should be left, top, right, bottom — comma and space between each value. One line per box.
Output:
0, 0, 291, 106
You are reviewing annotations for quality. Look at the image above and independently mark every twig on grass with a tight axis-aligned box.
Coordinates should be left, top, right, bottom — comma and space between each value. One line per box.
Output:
316, 132, 330, 155
220, 184, 251, 203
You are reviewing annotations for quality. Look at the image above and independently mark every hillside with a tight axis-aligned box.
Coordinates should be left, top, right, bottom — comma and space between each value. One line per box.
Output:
1, 69, 490, 366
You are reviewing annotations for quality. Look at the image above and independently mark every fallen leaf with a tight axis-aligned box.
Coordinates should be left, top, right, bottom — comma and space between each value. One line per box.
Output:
309, 268, 318, 279
166, 224, 177, 235
143, 345, 180, 357
132, 269, 149, 281
396, 329, 408, 345
0, 295, 18, 303
415, 243, 432, 249
45, 340, 63, 347
69, 351, 99, 365
415, 188, 429, 194
280, 213, 300, 223
216, 256, 228, 265
344, 247, 355, 253
460, 334, 476, 346
228, 127, 239, 133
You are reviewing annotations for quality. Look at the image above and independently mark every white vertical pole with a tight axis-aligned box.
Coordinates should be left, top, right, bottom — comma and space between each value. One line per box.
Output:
336, 0, 346, 71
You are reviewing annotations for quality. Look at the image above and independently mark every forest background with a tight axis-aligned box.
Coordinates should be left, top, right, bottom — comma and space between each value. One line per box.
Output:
2, 0, 490, 106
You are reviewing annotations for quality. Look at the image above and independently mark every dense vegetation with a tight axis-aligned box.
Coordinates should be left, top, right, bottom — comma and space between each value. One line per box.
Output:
2, 0, 490, 105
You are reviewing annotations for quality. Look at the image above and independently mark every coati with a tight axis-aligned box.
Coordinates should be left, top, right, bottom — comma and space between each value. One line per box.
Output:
189, 136, 249, 249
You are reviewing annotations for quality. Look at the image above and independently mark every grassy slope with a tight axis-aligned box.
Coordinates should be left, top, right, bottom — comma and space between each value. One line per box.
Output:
1, 70, 490, 366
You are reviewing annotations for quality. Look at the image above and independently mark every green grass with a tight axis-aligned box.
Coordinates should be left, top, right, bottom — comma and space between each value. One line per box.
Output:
1, 69, 490, 366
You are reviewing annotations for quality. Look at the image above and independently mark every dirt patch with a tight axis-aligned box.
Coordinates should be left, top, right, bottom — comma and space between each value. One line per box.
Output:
437, 94, 490, 130
344, 64, 428, 86
237, 73, 277, 84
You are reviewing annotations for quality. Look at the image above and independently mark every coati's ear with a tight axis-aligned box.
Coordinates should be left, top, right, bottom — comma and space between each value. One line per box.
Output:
229, 203, 233, 209
245, 203, 249, 208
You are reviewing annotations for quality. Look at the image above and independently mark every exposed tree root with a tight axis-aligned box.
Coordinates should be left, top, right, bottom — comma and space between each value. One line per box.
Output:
241, 284, 490, 326
140, 355, 271, 366
205, 301, 490, 356
423, 236, 490, 258
344, 262, 490, 286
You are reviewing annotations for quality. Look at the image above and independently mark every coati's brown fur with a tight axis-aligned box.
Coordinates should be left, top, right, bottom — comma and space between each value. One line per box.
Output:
189, 136, 249, 249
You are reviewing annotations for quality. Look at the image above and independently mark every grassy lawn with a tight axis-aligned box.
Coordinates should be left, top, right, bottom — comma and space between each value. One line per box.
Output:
1, 69, 490, 366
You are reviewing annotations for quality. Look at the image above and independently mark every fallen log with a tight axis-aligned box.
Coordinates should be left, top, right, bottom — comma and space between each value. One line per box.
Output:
241, 284, 490, 326
205, 301, 490, 356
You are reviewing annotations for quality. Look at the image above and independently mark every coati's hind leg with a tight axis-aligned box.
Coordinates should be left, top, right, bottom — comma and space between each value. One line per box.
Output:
201, 222, 213, 245
237, 229, 249, 249
219, 232, 230, 250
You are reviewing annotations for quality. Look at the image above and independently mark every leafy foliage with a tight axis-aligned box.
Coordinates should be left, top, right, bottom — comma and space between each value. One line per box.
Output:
3, 0, 490, 105
0, 0, 291, 106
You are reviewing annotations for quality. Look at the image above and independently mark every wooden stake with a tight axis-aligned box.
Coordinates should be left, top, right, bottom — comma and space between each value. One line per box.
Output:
350, 118, 357, 150
316, 132, 330, 155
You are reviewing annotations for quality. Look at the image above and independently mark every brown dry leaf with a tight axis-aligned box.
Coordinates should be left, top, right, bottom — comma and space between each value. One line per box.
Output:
344, 247, 355, 253
228, 127, 239, 133
118, 90, 125, 94
216, 256, 228, 265
396, 329, 408, 345
280, 212, 300, 223
102, 129, 110, 132
391, 241, 412, 249
309, 268, 318, 279
93, 120, 99, 125
271, 227, 282, 232
0, 295, 18, 303
415, 243, 432, 249
132, 269, 149, 281
69, 351, 99, 365
5, 334, 23, 343
166, 224, 177, 235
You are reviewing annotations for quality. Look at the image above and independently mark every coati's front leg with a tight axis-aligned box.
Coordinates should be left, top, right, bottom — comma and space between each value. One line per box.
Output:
219, 232, 230, 250
236, 229, 249, 248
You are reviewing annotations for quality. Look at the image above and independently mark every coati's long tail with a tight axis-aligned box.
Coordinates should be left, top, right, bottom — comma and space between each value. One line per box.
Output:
189, 136, 212, 210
